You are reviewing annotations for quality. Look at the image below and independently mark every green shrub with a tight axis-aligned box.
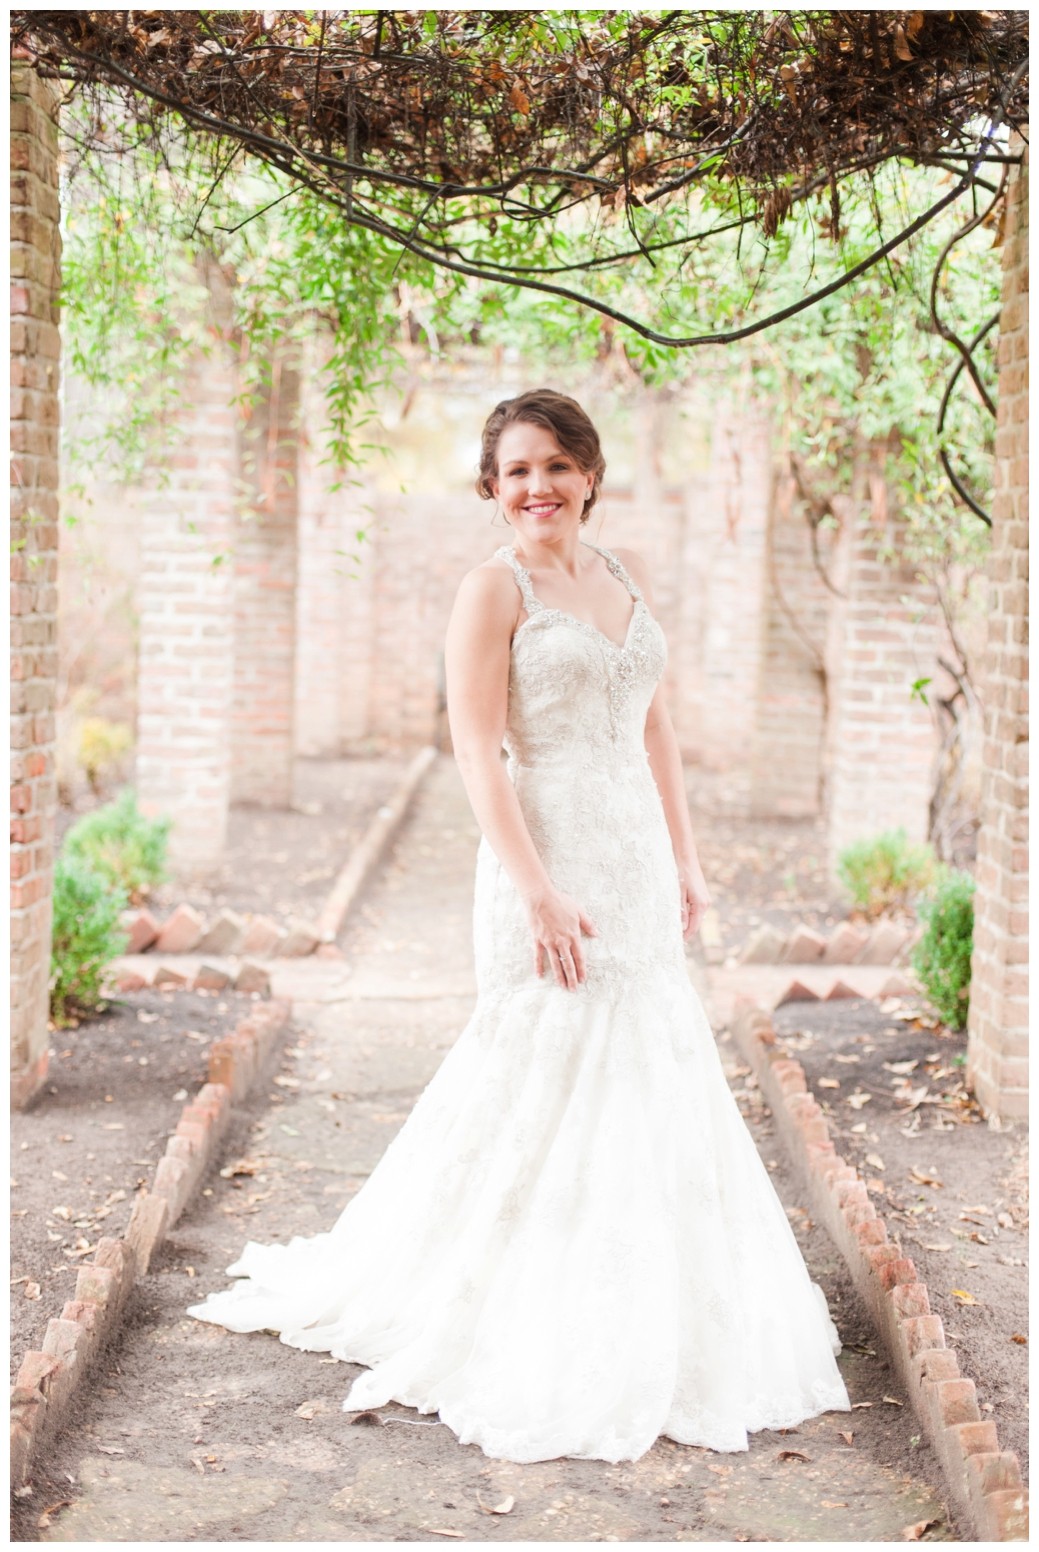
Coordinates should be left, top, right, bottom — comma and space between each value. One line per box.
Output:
911, 868, 975, 1030
50, 855, 129, 1025
836, 827, 937, 918
63, 786, 171, 903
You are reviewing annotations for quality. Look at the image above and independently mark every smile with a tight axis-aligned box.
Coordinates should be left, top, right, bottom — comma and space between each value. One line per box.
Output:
525, 503, 561, 515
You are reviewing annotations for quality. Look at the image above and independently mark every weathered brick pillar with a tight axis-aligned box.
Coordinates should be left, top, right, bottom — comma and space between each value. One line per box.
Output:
232, 350, 300, 802
10, 61, 62, 1108
825, 441, 939, 877
136, 265, 237, 879
295, 336, 346, 757
748, 461, 835, 818
967, 140, 1029, 1120
693, 397, 772, 782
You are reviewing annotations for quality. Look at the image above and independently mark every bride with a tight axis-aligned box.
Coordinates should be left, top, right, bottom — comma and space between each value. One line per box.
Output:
187, 388, 852, 1463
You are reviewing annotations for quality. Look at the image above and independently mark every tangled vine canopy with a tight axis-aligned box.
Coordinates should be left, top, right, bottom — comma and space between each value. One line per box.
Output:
11, 8, 1029, 347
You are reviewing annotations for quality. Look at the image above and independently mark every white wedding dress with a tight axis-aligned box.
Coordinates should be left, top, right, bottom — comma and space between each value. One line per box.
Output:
187, 539, 852, 1463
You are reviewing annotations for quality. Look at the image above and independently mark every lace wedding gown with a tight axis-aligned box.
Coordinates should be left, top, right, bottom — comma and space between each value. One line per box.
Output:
187, 539, 851, 1463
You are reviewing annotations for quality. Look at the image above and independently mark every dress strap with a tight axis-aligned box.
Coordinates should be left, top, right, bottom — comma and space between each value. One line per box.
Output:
580, 539, 644, 603
493, 545, 543, 616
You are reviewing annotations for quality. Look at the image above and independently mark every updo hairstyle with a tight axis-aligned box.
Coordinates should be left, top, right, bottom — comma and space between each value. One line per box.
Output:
475, 389, 606, 522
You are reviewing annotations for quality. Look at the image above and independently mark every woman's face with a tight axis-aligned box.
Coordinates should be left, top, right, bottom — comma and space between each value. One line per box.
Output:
490, 420, 594, 544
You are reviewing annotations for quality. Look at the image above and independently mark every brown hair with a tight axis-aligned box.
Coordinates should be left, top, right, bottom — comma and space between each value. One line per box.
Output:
475, 389, 606, 521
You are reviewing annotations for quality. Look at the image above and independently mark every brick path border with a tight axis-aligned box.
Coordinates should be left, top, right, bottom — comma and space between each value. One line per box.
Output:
10, 998, 292, 1490
729, 997, 1028, 1542
315, 743, 438, 941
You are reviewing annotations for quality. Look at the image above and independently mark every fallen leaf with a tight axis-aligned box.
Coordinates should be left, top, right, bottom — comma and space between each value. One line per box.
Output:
839, 1431, 854, 1446
951, 1289, 979, 1305
818, 1078, 840, 1089
476, 1493, 516, 1515
924, 1243, 951, 1252
1011, 1333, 1027, 1344
426, 1530, 464, 1539
851, 1401, 874, 1409
279, 1125, 300, 1136
777, 1449, 810, 1462
882, 1395, 904, 1406
822, 1500, 849, 1508
96, 1445, 125, 1455
997, 1211, 1014, 1229
884, 1059, 919, 1076
865, 1153, 886, 1171
909, 1168, 943, 1188
847, 1092, 872, 1109
295, 1402, 318, 1420
24, 1282, 41, 1300
902, 1517, 940, 1540
350, 1410, 384, 1427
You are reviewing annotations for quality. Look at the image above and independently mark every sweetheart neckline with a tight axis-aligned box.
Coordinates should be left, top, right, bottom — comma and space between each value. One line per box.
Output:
511, 598, 644, 654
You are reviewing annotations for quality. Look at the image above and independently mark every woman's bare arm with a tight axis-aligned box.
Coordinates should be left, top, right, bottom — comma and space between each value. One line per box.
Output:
444, 564, 598, 986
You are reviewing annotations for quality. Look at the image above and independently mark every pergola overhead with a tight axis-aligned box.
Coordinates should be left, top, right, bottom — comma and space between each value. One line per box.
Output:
11, 11, 1029, 297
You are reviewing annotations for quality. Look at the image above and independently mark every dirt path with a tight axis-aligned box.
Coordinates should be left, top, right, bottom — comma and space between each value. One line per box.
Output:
19, 760, 964, 1543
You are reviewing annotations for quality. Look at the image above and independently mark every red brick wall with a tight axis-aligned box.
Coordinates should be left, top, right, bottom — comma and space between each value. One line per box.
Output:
967, 141, 1029, 1120
10, 62, 62, 1107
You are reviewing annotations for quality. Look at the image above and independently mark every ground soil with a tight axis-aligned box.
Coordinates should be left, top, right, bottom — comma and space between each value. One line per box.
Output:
770, 996, 1029, 1480
56, 756, 410, 926
10, 986, 253, 1385
11, 761, 963, 1544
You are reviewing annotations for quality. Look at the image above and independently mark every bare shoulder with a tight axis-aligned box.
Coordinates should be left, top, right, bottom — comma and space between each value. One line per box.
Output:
449, 555, 521, 631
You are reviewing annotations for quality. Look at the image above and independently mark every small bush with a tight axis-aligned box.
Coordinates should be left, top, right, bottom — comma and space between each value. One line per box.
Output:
63, 786, 171, 903
911, 868, 975, 1030
837, 827, 937, 918
50, 855, 129, 1025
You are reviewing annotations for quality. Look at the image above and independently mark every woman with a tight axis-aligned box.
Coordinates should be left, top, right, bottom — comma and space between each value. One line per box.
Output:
188, 388, 851, 1463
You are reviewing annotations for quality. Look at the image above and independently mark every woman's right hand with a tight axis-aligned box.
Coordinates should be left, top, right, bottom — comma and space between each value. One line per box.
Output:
522, 884, 598, 990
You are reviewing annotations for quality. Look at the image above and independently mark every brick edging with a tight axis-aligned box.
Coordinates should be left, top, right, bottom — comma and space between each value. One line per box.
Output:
315, 743, 439, 942
10, 998, 292, 1490
729, 997, 1028, 1543
118, 746, 440, 961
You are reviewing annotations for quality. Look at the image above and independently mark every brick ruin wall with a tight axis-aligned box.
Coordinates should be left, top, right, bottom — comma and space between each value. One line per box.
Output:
10, 62, 62, 1107
967, 141, 1029, 1121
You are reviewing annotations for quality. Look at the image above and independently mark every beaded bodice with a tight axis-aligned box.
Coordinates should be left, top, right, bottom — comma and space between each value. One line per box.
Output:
492, 540, 667, 765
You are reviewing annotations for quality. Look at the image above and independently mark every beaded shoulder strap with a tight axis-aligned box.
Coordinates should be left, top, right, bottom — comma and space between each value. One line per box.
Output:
580, 539, 644, 603
493, 545, 542, 615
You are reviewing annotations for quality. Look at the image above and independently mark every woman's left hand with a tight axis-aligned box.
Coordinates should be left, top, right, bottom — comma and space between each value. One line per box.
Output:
678, 861, 711, 941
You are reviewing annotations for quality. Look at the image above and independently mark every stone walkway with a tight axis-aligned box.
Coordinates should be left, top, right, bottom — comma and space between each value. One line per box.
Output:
25, 760, 964, 1542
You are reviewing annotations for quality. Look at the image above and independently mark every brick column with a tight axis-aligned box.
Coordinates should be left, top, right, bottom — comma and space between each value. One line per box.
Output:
967, 141, 1029, 1120
135, 264, 237, 879
232, 350, 300, 803
695, 396, 772, 781
748, 462, 835, 818
825, 443, 939, 876
10, 61, 62, 1108
295, 336, 346, 757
